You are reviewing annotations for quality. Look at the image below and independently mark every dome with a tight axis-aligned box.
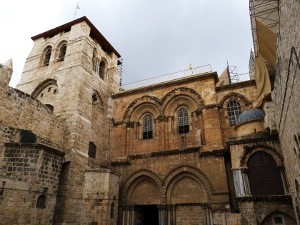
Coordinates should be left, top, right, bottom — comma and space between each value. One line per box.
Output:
237, 108, 265, 125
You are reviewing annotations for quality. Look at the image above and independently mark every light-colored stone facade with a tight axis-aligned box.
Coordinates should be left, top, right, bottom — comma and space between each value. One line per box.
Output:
0, 12, 298, 225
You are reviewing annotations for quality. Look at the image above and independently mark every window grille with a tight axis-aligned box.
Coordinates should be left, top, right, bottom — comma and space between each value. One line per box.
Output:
227, 100, 242, 126
178, 108, 189, 134
247, 151, 284, 196
36, 195, 46, 208
88, 142, 96, 159
143, 115, 153, 139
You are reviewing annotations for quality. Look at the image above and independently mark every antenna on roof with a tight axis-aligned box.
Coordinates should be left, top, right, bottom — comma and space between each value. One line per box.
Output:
73, 2, 80, 20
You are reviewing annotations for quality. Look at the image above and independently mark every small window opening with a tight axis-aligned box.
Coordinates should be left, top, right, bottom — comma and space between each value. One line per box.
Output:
36, 195, 46, 208
43, 47, 52, 66
99, 61, 106, 80
58, 43, 67, 62
54, 89, 57, 94
41, 93, 43, 97
88, 142, 96, 159
143, 115, 153, 139
45, 104, 54, 113
110, 202, 115, 218
92, 93, 98, 104
274, 216, 283, 224
178, 108, 189, 134
48, 87, 51, 92
227, 100, 242, 126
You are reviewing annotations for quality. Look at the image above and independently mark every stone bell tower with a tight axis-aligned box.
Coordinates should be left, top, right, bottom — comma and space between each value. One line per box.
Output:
16, 17, 121, 224
17, 16, 121, 157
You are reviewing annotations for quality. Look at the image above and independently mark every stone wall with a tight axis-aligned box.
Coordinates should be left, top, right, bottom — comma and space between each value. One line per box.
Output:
0, 143, 64, 225
272, 1, 300, 222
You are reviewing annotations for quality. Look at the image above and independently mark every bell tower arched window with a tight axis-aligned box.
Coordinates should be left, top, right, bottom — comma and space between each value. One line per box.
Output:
143, 115, 153, 139
227, 100, 242, 126
43, 46, 52, 66
247, 151, 285, 196
58, 43, 67, 62
99, 61, 106, 80
178, 108, 189, 134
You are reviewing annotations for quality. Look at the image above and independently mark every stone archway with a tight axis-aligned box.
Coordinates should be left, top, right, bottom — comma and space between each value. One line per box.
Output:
121, 170, 162, 225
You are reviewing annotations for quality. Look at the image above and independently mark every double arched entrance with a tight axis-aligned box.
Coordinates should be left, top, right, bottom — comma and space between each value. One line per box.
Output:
119, 166, 213, 225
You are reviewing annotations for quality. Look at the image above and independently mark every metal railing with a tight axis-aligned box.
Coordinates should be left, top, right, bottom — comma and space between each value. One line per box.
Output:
217, 73, 251, 87
120, 64, 212, 90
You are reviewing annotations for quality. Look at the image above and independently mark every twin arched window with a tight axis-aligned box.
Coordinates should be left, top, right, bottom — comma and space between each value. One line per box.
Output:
227, 100, 242, 126
42, 43, 67, 66
141, 108, 190, 139
178, 108, 189, 134
143, 115, 153, 140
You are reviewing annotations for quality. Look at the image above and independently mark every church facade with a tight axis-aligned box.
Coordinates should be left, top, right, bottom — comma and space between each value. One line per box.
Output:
0, 4, 299, 224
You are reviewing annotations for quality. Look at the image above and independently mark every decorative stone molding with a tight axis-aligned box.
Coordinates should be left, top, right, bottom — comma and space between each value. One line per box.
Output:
219, 92, 252, 109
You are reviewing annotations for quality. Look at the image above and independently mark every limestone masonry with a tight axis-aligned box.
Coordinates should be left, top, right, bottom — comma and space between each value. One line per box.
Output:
0, 1, 300, 224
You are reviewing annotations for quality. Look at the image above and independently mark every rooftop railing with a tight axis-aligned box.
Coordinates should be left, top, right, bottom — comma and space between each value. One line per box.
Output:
120, 64, 212, 90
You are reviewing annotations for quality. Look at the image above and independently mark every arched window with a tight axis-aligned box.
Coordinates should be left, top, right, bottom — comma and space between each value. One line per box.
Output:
45, 104, 54, 113
88, 142, 96, 159
36, 195, 46, 208
227, 100, 242, 126
178, 108, 189, 134
43, 46, 52, 66
247, 151, 285, 196
99, 61, 106, 80
58, 43, 67, 62
143, 115, 153, 139
92, 48, 98, 71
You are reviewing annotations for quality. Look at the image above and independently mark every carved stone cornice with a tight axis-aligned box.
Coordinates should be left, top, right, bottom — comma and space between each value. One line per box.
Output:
199, 149, 227, 157
111, 159, 131, 166
227, 132, 278, 146
203, 104, 219, 110
233, 195, 292, 203
126, 122, 135, 128
155, 115, 169, 122
216, 80, 256, 92
112, 72, 218, 98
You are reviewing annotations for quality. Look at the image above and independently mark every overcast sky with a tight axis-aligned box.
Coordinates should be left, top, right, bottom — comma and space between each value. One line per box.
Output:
0, 0, 253, 88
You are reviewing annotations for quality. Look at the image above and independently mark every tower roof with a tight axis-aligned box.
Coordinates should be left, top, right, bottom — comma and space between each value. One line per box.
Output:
31, 16, 121, 58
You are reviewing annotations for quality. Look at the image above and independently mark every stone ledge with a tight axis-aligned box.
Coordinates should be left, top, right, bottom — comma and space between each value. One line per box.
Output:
227, 131, 278, 145
4, 142, 65, 156
233, 194, 292, 203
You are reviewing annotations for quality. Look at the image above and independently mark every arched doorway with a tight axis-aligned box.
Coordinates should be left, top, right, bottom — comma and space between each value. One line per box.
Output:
121, 172, 161, 225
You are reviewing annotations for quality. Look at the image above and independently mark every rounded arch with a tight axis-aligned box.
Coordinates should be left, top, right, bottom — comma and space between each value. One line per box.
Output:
55, 40, 68, 62
123, 96, 162, 121
121, 170, 162, 205
130, 103, 160, 123
99, 57, 109, 80
162, 166, 213, 203
240, 145, 284, 167
41, 45, 53, 67
219, 92, 251, 109
164, 94, 199, 117
31, 79, 58, 98
162, 88, 204, 115
259, 210, 296, 225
